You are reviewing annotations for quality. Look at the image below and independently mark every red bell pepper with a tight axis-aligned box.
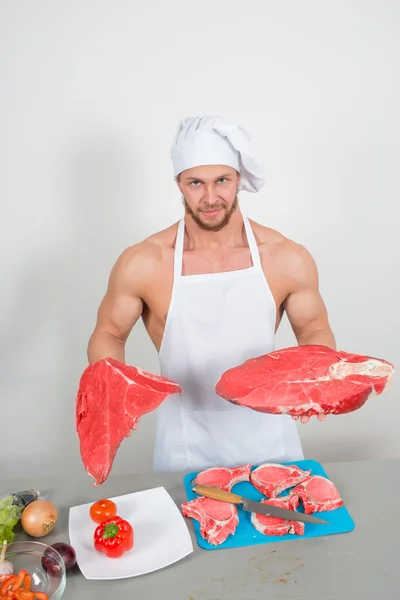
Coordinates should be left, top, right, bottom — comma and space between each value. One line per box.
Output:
93, 516, 134, 558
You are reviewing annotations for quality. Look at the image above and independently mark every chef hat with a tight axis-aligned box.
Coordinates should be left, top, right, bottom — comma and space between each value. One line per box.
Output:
170, 114, 265, 193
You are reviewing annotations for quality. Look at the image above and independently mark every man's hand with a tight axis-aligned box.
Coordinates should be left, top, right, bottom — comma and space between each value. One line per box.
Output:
131, 416, 140, 430
292, 414, 327, 424
126, 416, 141, 436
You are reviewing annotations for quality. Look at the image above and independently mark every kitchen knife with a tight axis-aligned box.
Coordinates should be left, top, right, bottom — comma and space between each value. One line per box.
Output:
192, 483, 329, 524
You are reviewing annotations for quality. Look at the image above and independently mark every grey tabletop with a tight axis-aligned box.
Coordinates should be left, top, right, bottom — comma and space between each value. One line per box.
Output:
1, 457, 399, 600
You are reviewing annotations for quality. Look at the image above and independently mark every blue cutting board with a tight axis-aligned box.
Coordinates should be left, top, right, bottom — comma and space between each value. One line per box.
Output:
182, 459, 355, 550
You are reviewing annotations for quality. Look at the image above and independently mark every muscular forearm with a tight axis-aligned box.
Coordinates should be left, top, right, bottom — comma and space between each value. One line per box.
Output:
296, 327, 336, 349
87, 331, 126, 364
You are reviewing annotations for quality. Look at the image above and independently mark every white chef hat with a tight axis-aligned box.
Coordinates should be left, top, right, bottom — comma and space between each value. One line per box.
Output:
170, 114, 265, 193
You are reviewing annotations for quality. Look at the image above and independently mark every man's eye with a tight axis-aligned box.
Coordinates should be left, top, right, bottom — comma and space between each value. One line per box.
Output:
190, 181, 201, 186
218, 178, 227, 184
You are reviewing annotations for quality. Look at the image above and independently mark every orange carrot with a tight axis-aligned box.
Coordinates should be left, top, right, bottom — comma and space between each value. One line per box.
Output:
22, 575, 31, 592
0, 574, 17, 594
19, 591, 34, 600
11, 570, 27, 591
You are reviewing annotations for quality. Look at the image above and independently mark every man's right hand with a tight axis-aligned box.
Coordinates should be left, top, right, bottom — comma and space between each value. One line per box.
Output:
126, 416, 141, 436
131, 416, 140, 430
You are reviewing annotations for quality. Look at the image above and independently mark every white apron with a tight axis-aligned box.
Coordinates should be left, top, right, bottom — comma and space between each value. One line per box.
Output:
154, 215, 304, 472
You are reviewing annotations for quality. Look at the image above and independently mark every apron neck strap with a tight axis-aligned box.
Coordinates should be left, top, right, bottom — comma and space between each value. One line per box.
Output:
243, 215, 262, 270
174, 219, 186, 279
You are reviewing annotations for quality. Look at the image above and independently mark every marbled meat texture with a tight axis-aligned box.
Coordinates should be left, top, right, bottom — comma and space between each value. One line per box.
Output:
181, 496, 239, 545
194, 464, 251, 491
250, 463, 311, 498
215, 345, 394, 417
76, 357, 183, 486
251, 494, 305, 536
291, 475, 344, 514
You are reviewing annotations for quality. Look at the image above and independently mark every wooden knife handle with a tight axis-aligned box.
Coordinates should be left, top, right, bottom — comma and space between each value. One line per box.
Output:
193, 484, 243, 504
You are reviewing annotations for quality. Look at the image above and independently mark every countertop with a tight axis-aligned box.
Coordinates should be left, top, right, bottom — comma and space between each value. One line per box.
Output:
1, 458, 398, 600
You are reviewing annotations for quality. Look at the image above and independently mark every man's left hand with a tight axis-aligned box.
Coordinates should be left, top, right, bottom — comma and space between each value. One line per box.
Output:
292, 414, 327, 424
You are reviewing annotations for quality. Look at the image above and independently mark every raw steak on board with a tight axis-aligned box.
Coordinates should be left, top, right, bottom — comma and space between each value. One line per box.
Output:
215, 345, 394, 418
251, 494, 305, 536
250, 463, 311, 498
194, 464, 251, 491
181, 497, 239, 545
291, 475, 344, 514
76, 358, 183, 486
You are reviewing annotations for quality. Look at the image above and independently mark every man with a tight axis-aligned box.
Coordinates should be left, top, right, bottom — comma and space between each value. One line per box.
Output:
87, 114, 335, 472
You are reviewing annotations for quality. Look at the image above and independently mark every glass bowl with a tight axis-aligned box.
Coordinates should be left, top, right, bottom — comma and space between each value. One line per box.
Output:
3, 541, 66, 599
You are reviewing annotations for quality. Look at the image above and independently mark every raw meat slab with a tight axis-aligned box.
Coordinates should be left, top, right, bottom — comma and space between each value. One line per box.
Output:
250, 463, 311, 498
182, 459, 355, 551
215, 345, 394, 417
76, 357, 183, 485
194, 464, 251, 491
250, 495, 305, 537
181, 496, 239, 545
291, 475, 344, 514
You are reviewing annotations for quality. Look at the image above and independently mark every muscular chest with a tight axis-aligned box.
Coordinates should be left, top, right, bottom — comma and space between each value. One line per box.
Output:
142, 247, 255, 318
181, 246, 253, 276
140, 247, 291, 349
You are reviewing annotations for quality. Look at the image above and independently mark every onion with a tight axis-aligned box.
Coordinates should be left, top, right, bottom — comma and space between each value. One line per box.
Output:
21, 500, 58, 538
42, 542, 77, 575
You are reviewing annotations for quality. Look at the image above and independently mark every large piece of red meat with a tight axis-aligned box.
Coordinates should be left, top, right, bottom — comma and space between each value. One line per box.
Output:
215, 345, 394, 418
76, 357, 182, 485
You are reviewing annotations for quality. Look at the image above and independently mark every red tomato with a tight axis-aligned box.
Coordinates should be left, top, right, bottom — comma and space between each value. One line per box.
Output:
89, 499, 117, 524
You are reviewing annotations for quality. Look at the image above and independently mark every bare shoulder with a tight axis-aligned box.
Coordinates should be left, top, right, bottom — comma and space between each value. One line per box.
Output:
250, 219, 318, 286
109, 222, 179, 284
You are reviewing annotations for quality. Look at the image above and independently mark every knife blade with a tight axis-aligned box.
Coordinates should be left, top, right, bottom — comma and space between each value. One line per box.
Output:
192, 483, 329, 525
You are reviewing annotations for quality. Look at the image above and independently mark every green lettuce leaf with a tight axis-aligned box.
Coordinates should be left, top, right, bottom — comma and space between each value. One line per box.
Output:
0, 523, 17, 544
0, 495, 24, 544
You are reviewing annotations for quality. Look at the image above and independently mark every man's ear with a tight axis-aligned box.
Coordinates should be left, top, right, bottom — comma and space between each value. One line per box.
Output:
236, 170, 241, 190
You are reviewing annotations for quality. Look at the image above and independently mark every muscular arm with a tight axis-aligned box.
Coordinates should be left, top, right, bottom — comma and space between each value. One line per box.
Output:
278, 243, 336, 423
283, 244, 336, 349
87, 248, 144, 364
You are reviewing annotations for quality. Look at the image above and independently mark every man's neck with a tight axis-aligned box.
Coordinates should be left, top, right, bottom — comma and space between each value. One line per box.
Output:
183, 210, 247, 251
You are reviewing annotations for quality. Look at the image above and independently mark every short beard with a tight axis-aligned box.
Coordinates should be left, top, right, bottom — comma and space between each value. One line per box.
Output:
182, 194, 239, 232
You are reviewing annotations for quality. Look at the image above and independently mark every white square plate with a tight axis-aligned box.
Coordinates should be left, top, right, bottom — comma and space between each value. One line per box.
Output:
68, 486, 193, 579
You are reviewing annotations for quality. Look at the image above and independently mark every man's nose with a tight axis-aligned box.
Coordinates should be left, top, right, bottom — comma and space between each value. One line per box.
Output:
203, 184, 219, 205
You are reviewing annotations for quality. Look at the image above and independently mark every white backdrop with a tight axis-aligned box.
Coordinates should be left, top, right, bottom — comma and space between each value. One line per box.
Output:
1, 0, 399, 479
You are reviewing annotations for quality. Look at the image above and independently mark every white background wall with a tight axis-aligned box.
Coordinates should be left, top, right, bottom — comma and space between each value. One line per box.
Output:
1, 0, 399, 479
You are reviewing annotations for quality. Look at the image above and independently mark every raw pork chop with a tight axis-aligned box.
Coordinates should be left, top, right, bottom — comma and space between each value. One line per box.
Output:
291, 475, 344, 514
76, 357, 182, 485
215, 344, 394, 418
194, 464, 251, 491
250, 463, 311, 498
181, 497, 239, 545
251, 494, 305, 536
